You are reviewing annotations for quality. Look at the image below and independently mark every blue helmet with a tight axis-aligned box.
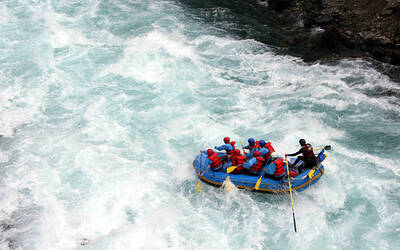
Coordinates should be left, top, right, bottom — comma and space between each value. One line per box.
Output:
259, 140, 266, 147
248, 138, 255, 145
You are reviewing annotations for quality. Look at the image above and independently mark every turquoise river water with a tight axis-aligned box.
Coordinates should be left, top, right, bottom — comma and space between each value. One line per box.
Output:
0, 0, 399, 249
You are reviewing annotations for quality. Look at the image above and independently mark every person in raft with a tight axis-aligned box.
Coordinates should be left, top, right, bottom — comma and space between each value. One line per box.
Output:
243, 151, 265, 176
257, 140, 270, 158
203, 149, 224, 172
244, 138, 258, 159
260, 152, 287, 180
225, 149, 246, 174
214, 137, 236, 162
285, 139, 317, 173
263, 141, 276, 164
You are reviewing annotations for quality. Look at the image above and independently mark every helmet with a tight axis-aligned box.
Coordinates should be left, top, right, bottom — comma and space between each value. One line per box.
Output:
224, 137, 230, 143
271, 152, 278, 158
253, 151, 261, 157
299, 139, 306, 146
259, 140, 266, 147
248, 138, 255, 145
207, 149, 214, 156
235, 149, 241, 155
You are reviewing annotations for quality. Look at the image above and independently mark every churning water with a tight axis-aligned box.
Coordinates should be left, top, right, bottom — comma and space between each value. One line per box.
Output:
0, 0, 399, 249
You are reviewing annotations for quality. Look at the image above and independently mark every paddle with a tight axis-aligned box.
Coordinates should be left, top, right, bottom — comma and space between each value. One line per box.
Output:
240, 141, 246, 155
254, 175, 262, 190
314, 145, 331, 151
196, 164, 211, 193
196, 151, 212, 193
226, 164, 244, 174
225, 176, 231, 192
226, 166, 237, 174
286, 156, 297, 232
196, 178, 201, 193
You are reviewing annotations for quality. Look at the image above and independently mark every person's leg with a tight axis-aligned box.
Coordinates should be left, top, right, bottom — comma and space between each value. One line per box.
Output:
298, 164, 306, 174
304, 158, 317, 169
298, 156, 311, 173
299, 158, 316, 173
292, 156, 306, 167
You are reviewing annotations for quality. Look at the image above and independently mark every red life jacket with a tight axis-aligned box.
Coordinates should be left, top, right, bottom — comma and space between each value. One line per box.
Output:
232, 155, 245, 173
303, 143, 314, 159
208, 152, 222, 170
227, 141, 236, 156
273, 158, 285, 176
264, 142, 275, 158
232, 154, 246, 166
250, 157, 265, 173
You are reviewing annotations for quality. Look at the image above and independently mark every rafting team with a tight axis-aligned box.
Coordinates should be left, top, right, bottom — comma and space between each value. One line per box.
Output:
202, 137, 318, 180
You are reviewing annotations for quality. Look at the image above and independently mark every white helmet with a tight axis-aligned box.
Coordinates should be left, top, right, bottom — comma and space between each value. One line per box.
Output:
270, 152, 278, 158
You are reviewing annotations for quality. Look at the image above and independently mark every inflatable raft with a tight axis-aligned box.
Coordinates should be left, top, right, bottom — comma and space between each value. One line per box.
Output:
193, 150, 327, 192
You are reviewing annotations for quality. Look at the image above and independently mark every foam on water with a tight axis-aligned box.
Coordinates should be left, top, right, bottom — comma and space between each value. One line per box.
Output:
0, 0, 399, 249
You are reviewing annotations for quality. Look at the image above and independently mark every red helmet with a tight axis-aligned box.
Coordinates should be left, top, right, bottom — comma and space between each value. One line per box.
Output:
207, 149, 214, 156
254, 151, 261, 157
223, 137, 230, 143
235, 149, 241, 155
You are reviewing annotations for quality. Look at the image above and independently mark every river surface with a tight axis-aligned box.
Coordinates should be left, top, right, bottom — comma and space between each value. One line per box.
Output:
0, 0, 399, 249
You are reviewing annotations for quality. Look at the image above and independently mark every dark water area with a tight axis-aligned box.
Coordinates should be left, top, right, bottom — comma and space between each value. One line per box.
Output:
178, 0, 400, 85
178, 0, 299, 48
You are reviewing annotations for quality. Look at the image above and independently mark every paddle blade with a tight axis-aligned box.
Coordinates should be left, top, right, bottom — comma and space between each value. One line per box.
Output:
226, 176, 231, 192
255, 176, 262, 190
226, 166, 237, 173
196, 179, 201, 193
315, 145, 332, 151
308, 169, 316, 179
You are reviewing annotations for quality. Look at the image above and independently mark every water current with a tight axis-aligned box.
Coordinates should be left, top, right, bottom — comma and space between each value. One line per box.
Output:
0, 0, 399, 249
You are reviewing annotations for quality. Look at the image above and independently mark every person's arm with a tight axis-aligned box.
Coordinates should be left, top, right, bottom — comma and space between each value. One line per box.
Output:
247, 147, 257, 158
244, 158, 256, 169
259, 148, 269, 156
265, 163, 276, 175
215, 144, 231, 151
286, 149, 302, 157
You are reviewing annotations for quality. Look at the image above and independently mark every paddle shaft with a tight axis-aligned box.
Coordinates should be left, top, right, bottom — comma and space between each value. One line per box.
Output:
196, 153, 204, 193
200, 164, 211, 177
197, 152, 211, 193
286, 157, 297, 232
240, 141, 246, 155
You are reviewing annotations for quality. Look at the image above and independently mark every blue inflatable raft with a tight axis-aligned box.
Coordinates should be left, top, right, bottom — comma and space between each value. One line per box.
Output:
193, 150, 327, 192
